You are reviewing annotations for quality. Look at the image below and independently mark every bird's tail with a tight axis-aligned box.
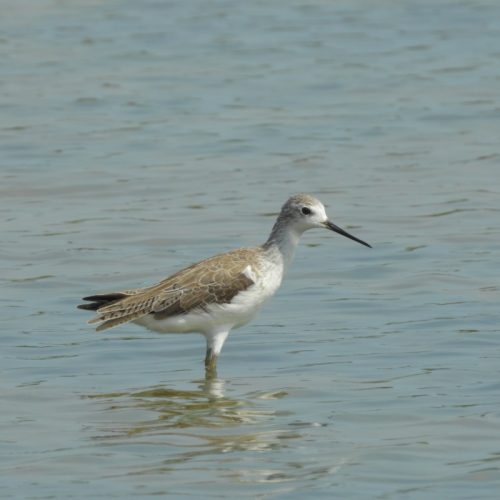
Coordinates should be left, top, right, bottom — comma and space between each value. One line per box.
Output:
78, 291, 150, 331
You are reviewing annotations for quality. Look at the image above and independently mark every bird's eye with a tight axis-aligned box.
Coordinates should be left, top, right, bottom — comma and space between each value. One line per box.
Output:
301, 207, 312, 215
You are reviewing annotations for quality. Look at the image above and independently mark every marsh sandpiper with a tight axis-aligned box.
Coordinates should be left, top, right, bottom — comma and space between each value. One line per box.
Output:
78, 194, 371, 371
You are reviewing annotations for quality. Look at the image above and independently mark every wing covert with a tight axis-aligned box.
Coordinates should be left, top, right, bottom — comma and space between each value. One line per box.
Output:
152, 260, 255, 319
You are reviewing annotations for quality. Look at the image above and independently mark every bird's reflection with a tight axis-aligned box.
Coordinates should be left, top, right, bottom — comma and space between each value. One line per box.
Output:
86, 369, 297, 455
85, 371, 303, 477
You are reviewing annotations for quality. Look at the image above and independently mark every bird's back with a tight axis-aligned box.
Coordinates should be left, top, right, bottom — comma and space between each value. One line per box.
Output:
78, 247, 265, 332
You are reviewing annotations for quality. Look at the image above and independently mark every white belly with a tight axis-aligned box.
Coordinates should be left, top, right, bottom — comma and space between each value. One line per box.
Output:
134, 259, 284, 335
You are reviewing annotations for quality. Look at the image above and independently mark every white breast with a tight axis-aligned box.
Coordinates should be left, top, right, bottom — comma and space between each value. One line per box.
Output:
134, 259, 284, 335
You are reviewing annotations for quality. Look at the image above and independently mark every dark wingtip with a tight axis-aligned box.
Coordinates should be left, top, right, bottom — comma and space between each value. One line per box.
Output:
81, 294, 116, 302
78, 303, 100, 311
78, 293, 127, 311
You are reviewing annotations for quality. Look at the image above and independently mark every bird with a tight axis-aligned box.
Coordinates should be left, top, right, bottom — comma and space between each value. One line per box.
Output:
78, 194, 371, 372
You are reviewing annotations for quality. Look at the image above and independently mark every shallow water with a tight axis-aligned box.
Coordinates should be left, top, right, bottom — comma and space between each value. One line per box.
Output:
2, 0, 500, 498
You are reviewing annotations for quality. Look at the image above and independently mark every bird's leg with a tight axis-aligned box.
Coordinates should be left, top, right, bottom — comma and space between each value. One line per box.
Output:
204, 329, 229, 374
205, 347, 218, 370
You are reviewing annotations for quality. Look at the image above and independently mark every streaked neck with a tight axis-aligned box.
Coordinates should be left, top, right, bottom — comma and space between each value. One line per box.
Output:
262, 217, 303, 268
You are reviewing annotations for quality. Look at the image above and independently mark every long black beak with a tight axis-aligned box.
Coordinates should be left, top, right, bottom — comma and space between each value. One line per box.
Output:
324, 220, 372, 248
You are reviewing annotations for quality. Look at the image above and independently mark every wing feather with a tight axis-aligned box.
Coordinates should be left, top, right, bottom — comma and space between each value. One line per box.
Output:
81, 248, 258, 331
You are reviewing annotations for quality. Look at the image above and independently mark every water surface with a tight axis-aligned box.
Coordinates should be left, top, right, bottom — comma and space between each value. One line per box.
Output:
1, 0, 500, 498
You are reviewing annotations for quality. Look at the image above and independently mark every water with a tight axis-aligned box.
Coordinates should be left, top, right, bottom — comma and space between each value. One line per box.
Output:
1, 0, 500, 497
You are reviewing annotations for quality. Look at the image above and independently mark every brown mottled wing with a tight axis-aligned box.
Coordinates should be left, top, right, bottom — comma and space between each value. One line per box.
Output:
152, 260, 255, 319
84, 248, 257, 331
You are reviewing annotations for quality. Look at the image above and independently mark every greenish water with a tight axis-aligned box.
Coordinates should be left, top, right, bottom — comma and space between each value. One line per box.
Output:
2, 0, 500, 498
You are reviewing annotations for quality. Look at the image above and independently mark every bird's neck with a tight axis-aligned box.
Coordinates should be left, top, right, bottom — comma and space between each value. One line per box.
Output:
262, 217, 303, 269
